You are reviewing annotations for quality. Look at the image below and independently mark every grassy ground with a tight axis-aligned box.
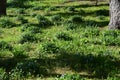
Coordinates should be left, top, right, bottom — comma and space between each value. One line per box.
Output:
0, 0, 120, 80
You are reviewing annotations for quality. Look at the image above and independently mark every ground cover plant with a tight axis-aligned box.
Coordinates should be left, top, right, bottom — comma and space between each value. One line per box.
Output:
0, 0, 120, 80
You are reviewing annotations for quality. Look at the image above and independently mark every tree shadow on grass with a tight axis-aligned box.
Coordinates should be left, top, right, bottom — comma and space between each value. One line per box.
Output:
54, 10, 109, 27
0, 52, 119, 79
37, 52, 120, 78
85, 20, 109, 27
56, 8, 109, 18
7, 0, 33, 8
0, 57, 61, 78
0, 58, 25, 72
70, 3, 109, 8
55, 52, 120, 78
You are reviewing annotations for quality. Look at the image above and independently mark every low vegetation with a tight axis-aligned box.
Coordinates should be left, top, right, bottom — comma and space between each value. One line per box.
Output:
0, 0, 119, 80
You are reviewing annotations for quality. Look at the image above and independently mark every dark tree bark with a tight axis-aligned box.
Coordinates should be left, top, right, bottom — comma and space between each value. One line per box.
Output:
0, 0, 7, 16
95, 0, 98, 6
109, 0, 120, 29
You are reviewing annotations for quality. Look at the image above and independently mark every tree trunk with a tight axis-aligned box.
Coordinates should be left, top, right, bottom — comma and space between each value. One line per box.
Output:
95, 0, 98, 6
0, 0, 7, 16
109, 0, 120, 29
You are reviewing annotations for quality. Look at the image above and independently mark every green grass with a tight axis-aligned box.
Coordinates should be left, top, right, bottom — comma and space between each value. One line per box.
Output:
0, 0, 120, 80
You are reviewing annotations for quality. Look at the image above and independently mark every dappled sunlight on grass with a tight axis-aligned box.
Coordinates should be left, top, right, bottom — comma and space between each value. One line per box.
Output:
0, 0, 119, 79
